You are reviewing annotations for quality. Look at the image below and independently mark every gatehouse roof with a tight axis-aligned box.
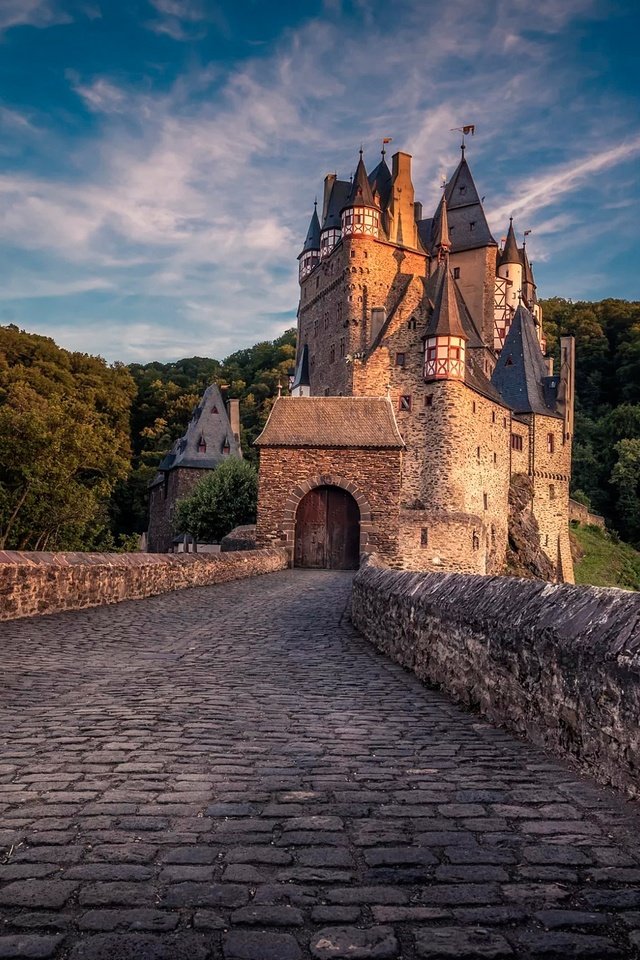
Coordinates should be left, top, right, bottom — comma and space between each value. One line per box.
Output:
255, 396, 404, 448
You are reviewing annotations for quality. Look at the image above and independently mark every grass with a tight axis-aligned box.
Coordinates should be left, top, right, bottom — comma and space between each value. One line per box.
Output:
571, 523, 640, 590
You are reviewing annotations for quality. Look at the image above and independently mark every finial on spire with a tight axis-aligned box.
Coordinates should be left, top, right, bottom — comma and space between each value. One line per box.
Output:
450, 124, 475, 155
359, 144, 363, 159
523, 228, 532, 247
381, 136, 392, 158
314, 197, 317, 209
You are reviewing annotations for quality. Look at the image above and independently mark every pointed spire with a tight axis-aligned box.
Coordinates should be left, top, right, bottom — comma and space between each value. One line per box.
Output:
291, 344, 310, 395
491, 304, 553, 414
499, 217, 520, 266
441, 150, 496, 250
301, 203, 321, 253
425, 262, 467, 341
344, 151, 376, 208
433, 196, 451, 259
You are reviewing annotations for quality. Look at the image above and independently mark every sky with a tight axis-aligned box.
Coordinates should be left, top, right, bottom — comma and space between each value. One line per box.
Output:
0, 0, 638, 363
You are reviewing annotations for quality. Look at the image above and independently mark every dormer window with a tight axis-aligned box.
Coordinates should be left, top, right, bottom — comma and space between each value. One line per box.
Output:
197, 437, 207, 454
212, 406, 218, 414
469, 221, 476, 231
459, 185, 466, 195
222, 439, 231, 455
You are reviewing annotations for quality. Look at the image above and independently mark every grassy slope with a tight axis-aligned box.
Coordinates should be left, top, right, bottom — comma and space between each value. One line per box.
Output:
571, 523, 640, 591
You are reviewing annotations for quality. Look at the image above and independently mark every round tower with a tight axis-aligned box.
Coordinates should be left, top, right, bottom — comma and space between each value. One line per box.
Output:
424, 205, 467, 381
340, 150, 380, 239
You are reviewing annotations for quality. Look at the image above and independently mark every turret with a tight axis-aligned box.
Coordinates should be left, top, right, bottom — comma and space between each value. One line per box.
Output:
497, 219, 523, 312
340, 151, 380, 238
320, 174, 349, 258
298, 202, 321, 281
432, 196, 451, 260
424, 260, 468, 381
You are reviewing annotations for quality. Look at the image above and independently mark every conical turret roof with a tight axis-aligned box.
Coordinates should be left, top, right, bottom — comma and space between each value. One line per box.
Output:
301, 204, 321, 254
291, 343, 310, 391
425, 260, 467, 340
498, 218, 520, 266
432, 195, 451, 254
343, 152, 376, 209
368, 154, 392, 209
491, 305, 557, 415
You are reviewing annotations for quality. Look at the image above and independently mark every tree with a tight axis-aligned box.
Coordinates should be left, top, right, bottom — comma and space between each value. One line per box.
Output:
0, 325, 136, 550
611, 439, 640, 547
174, 459, 258, 543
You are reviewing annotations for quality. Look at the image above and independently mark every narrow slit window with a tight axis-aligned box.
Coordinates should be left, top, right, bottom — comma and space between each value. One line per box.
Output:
399, 395, 412, 412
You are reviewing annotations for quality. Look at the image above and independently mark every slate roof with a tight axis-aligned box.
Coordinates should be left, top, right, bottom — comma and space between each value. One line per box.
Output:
291, 344, 310, 391
368, 155, 392, 209
498, 219, 520, 266
424, 261, 466, 340
343, 154, 376, 209
255, 397, 404, 448
301, 204, 321, 253
491, 305, 560, 416
440, 152, 496, 253
150, 384, 242, 487
321, 179, 351, 231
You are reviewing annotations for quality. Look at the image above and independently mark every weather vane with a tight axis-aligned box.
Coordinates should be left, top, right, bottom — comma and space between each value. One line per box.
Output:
450, 124, 476, 151
381, 137, 393, 157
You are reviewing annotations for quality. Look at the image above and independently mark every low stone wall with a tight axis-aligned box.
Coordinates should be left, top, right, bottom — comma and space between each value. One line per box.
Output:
0, 548, 288, 621
352, 557, 640, 796
569, 498, 606, 528
220, 524, 257, 552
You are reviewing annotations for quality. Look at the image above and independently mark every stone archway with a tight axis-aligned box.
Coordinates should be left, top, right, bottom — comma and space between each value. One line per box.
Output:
281, 474, 374, 567
294, 485, 360, 570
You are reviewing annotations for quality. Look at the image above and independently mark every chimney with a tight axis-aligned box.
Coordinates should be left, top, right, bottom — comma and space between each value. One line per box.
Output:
322, 173, 336, 222
227, 398, 241, 443
391, 151, 412, 182
414, 201, 423, 222
546, 357, 554, 376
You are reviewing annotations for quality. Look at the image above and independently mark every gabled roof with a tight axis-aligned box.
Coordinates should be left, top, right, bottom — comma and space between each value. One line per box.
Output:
255, 396, 404, 448
491, 305, 559, 416
343, 153, 376, 209
301, 204, 321, 253
368, 155, 392, 209
151, 384, 241, 484
424, 260, 467, 340
441, 152, 496, 252
498, 219, 520, 266
322, 179, 351, 231
291, 344, 310, 391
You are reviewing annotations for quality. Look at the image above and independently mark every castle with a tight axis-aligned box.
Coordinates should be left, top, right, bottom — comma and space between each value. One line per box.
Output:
255, 141, 576, 581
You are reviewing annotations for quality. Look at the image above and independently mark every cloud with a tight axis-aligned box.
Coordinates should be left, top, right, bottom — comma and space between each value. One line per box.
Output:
0, 0, 637, 360
0, 0, 71, 35
145, 0, 222, 41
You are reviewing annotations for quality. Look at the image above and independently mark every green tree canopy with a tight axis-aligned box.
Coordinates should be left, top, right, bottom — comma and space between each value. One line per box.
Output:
174, 459, 258, 543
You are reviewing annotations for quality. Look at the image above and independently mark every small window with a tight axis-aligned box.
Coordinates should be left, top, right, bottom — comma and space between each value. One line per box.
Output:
544, 534, 549, 547
420, 527, 429, 548
492, 411, 496, 423
427, 345, 437, 361
469, 221, 476, 231
350, 249, 356, 258
503, 417, 507, 428
493, 452, 497, 464
505, 355, 514, 366
395, 352, 406, 367
330, 344, 336, 363
472, 530, 480, 550
549, 484, 556, 500
407, 318, 417, 331
483, 493, 488, 510
449, 345, 460, 360
340, 338, 345, 358
197, 437, 207, 454
547, 432, 555, 454
511, 434, 523, 451
399, 395, 412, 412
472, 401, 476, 413
453, 267, 460, 279
459, 185, 467, 195
212, 406, 218, 414
324, 387, 330, 396
476, 446, 481, 459
425, 394, 433, 407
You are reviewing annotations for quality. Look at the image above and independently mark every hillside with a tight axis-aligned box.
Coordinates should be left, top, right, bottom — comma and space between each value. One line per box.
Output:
571, 523, 640, 591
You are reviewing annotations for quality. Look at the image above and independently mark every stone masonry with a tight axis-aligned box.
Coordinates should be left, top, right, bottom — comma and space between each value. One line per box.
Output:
2, 570, 640, 958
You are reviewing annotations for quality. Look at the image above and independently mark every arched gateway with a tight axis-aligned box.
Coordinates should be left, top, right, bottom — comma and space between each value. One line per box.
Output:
294, 485, 360, 570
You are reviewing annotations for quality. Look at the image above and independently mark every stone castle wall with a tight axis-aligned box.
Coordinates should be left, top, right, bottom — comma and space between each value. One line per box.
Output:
569, 499, 606, 529
0, 548, 288, 621
531, 413, 574, 581
352, 557, 640, 797
148, 467, 211, 553
256, 446, 402, 563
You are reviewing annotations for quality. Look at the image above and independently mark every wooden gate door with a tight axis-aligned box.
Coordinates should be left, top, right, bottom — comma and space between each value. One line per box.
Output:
294, 486, 360, 570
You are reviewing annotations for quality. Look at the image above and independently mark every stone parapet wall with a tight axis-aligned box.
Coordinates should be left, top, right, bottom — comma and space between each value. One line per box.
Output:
569, 498, 606, 529
352, 557, 640, 796
0, 548, 288, 621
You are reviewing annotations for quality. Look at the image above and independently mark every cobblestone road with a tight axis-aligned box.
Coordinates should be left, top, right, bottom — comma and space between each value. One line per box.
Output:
2, 570, 640, 959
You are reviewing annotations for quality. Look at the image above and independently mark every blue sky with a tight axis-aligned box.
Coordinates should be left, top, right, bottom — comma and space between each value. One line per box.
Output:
0, 0, 638, 362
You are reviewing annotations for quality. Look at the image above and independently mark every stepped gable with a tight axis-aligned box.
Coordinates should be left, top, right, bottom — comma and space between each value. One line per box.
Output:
151, 384, 241, 487
255, 396, 404, 448
492, 305, 559, 415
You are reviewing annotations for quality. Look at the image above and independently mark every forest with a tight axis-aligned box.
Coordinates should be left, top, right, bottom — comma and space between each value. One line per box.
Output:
0, 297, 638, 552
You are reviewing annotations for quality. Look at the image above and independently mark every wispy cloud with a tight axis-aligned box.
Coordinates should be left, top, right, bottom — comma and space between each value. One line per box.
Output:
0, 0, 70, 35
0, 0, 636, 360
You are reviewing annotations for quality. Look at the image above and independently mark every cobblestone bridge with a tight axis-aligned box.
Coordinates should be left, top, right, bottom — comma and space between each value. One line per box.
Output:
2, 570, 640, 959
